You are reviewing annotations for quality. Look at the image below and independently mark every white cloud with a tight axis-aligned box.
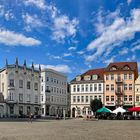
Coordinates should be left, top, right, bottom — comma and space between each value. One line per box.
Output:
86, 8, 140, 62
63, 53, 72, 57
0, 29, 41, 46
131, 44, 140, 52
103, 56, 115, 65
77, 51, 85, 55
127, 0, 132, 5
34, 64, 71, 73
24, 0, 46, 10
51, 15, 79, 42
68, 46, 76, 51
22, 13, 44, 31
127, 55, 136, 61
119, 47, 129, 55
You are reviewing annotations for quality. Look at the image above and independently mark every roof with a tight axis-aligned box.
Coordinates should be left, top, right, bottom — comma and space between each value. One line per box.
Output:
71, 68, 105, 83
105, 62, 138, 79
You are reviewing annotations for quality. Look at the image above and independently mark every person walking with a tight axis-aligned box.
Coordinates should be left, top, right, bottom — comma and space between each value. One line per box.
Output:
28, 112, 33, 123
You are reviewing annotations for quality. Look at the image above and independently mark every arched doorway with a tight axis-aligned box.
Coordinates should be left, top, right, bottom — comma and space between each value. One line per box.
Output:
72, 108, 76, 117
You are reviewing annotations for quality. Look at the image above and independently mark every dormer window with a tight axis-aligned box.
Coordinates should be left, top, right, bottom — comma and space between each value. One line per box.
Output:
84, 75, 91, 81
110, 66, 117, 70
92, 75, 98, 80
76, 76, 81, 81
123, 66, 130, 70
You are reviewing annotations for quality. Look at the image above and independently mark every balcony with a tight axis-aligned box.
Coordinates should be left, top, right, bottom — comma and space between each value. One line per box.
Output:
8, 84, 15, 90
115, 90, 124, 96
115, 100, 123, 106
115, 78, 123, 84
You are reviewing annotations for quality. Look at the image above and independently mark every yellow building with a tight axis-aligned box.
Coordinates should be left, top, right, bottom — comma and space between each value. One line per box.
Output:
135, 75, 140, 107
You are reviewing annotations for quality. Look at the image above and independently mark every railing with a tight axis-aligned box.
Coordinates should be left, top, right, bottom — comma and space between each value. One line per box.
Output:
115, 90, 124, 96
115, 78, 123, 83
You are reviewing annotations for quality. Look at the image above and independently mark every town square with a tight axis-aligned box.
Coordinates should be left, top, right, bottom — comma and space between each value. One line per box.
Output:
0, 119, 140, 140
0, 0, 140, 140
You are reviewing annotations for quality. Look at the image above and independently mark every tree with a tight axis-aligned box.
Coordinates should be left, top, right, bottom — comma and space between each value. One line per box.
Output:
90, 99, 102, 115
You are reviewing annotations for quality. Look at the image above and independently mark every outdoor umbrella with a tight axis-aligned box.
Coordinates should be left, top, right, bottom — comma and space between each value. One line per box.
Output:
96, 107, 112, 113
112, 107, 126, 114
128, 107, 140, 112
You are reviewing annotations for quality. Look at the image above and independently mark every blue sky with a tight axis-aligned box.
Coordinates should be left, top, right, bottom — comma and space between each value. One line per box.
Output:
0, 0, 140, 81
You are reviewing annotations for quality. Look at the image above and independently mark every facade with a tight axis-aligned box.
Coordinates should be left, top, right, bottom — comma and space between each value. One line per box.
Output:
0, 59, 41, 117
70, 68, 104, 117
104, 62, 138, 110
40, 69, 67, 117
135, 75, 140, 107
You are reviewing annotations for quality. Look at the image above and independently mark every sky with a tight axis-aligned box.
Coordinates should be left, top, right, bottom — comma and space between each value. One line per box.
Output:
0, 0, 140, 81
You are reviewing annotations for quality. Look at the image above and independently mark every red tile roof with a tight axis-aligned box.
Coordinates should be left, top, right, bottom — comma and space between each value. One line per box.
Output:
105, 62, 138, 79
71, 68, 105, 83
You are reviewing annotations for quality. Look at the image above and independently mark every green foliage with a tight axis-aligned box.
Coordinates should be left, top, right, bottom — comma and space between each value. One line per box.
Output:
90, 99, 102, 113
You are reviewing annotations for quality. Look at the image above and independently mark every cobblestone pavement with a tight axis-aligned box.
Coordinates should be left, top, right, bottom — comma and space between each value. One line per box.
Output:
0, 119, 140, 140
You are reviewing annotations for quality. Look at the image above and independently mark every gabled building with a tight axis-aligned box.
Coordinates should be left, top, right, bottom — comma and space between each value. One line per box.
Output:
70, 68, 105, 117
104, 62, 138, 110
0, 59, 41, 117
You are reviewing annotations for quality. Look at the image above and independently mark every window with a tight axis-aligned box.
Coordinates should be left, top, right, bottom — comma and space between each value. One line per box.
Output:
111, 84, 114, 91
73, 85, 76, 92
94, 84, 97, 91
111, 74, 114, 80
129, 95, 132, 101
106, 96, 109, 101
129, 84, 132, 90
99, 84, 102, 91
99, 95, 101, 101
19, 80, 23, 88
51, 78, 53, 82
41, 77, 43, 82
81, 85, 84, 92
2, 83, 4, 92
46, 77, 49, 81
94, 96, 97, 99
117, 74, 121, 81
106, 85, 109, 91
85, 84, 88, 92
124, 95, 127, 101
81, 96, 84, 102
73, 96, 76, 102
42, 108, 44, 114
9, 92, 14, 101
106, 75, 109, 80
27, 81, 30, 89
19, 94, 23, 102
51, 96, 53, 102
124, 84, 127, 90
117, 84, 121, 92
34, 83, 38, 91
77, 85, 80, 92
90, 84, 92, 91
124, 74, 127, 80
41, 86, 43, 91
86, 96, 88, 102
35, 95, 38, 103
90, 96, 92, 101
77, 96, 80, 102
129, 73, 132, 79
57, 88, 59, 93
136, 95, 139, 102
111, 96, 114, 101
41, 95, 43, 101
27, 94, 30, 102
9, 79, 14, 87
54, 87, 56, 93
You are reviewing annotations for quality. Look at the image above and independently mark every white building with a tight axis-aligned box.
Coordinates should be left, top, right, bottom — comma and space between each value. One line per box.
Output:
135, 75, 140, 107
40, 69, 67, 117
0, 59, 41, 117
70, 68, 104, 117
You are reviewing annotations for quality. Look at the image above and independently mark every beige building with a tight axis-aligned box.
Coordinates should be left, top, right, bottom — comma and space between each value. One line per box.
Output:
0, 59, 41, 117
135, 75, 140, 107
40, 69, 67, 117
70, 68, 104, 117
104, 62, 138, 110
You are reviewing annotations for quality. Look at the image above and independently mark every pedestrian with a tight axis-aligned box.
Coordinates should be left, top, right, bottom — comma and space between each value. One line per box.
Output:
28, 112, 33, 123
